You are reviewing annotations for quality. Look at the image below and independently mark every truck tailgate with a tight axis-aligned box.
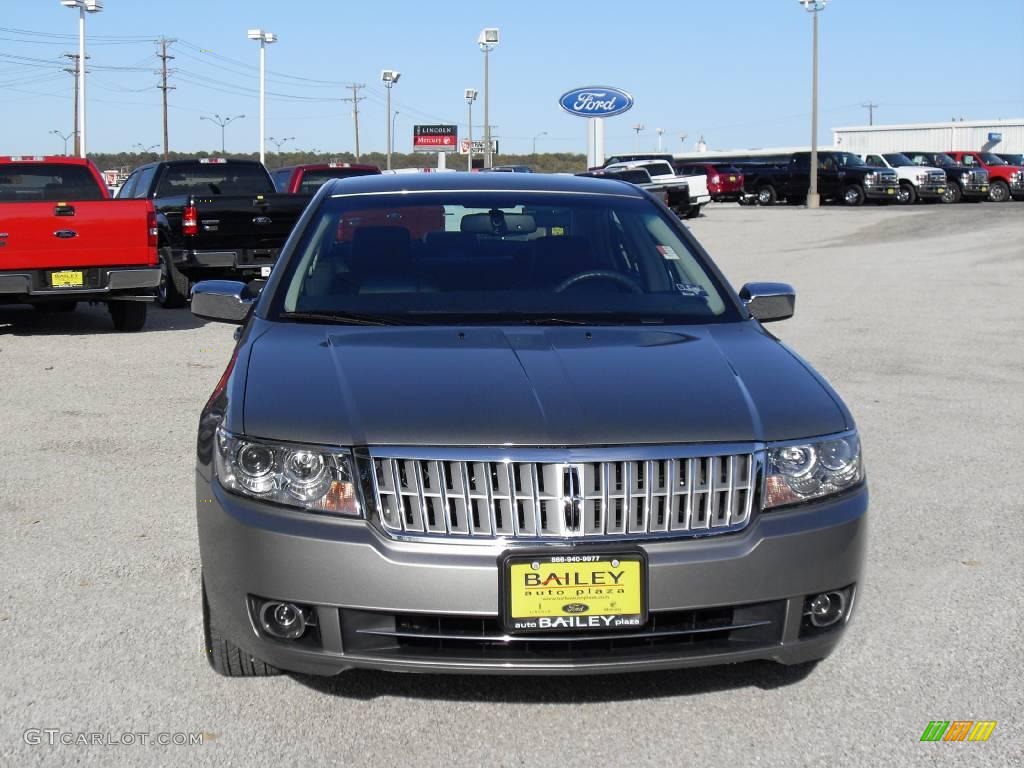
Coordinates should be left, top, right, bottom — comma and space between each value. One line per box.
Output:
191, 194, 309, 251
0, 199, 154, 270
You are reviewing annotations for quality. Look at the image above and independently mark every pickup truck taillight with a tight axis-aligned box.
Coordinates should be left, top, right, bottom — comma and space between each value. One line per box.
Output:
147, 210, 158, 249
183, 204, 199, 236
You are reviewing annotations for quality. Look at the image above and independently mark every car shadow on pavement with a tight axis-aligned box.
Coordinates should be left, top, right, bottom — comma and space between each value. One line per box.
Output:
0, 304, 208, 336
293, 660, 818, 702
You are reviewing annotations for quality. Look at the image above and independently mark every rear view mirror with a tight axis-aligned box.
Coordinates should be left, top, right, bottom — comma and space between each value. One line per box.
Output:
191, 280, 260, 324
460, 211, 537, 235
739, 282, 795, 323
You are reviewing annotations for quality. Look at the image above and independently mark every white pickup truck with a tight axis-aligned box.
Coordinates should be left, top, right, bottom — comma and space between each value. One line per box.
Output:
604, 159, 711, 219
859, 153, 947, 204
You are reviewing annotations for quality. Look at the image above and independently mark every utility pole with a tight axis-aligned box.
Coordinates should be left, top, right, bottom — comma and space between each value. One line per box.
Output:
861, 101, 878, 126
341, 83, 366, 160
157, 38, 176, 160
63, 53, 83, 156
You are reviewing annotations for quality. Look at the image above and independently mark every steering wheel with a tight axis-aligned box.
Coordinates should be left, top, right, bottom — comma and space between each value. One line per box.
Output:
554, 270, 643, 294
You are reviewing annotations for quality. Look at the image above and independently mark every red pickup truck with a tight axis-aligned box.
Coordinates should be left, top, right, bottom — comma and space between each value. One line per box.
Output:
0, 156, 158, 331
947, 151, 1024, 203
676, 162, 745, 203
271, 163, 381, 194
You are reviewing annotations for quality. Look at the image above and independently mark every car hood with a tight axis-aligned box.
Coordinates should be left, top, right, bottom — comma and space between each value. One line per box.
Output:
240, 321, 851, 447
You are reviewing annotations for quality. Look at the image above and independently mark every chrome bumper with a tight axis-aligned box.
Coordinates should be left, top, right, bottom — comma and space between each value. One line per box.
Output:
0, 267, 160, 297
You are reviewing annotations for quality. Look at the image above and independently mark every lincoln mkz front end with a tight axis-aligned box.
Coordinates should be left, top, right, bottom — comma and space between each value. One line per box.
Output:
194, 173, 867, 678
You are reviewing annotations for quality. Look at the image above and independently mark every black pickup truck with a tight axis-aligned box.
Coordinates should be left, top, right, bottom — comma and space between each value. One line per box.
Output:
742, 151, 899, 206
116, 158, 310, 306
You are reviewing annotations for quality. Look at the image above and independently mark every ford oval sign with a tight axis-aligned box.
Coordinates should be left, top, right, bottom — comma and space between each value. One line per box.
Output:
559, 86, 634, 118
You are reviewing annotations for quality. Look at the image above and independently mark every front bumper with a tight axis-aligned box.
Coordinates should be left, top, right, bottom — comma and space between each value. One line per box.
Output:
960, 180, 989, 199
916, 181, 947, 199
0, 267, 159, 300
864, 182, 899, 200
172, 248, 280, 280
198, 474, 868, 676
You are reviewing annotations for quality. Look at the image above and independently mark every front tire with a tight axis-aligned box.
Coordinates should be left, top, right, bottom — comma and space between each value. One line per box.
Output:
683, 204, 704, 219
109, 301, 147, 332
988, 179, 1010, 203
157, 246, 190, 308
203, 582, 281, 677
842, 184, 866, 206
941, 183, 962, 204
756, 185, 777, 206
897, 181, 917, 205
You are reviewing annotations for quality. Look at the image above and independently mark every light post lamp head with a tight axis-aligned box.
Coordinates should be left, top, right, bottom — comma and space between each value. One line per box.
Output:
247, 29, 276, 43
798, 0, 828, 11
381, 69, 401, 85
61, 1, 103, 10
465, 88, 478, 103
478, 27, 499, 50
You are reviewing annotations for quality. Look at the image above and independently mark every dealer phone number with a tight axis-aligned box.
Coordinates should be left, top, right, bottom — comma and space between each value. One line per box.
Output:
547, 555, 603, 564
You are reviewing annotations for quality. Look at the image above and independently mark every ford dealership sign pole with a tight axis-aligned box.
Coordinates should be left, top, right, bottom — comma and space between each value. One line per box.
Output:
559, 87, 634, 168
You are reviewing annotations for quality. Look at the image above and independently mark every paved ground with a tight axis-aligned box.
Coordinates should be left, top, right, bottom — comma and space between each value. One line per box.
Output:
1, 200, 1021, 767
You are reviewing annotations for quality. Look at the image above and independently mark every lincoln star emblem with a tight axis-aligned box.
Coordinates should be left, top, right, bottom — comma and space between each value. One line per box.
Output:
562, 464, 584, 533
253, 216, 273, 226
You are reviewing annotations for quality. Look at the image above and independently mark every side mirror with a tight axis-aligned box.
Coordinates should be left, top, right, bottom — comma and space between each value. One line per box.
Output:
739, 282, 795, 323
191, 280, 260, 324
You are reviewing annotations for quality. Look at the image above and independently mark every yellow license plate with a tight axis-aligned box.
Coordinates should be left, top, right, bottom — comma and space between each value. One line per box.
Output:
729, 175, 737, 181
937, 187, 945, 193
887, 188, 895, 194
50, 270, 84, 288
504, 552, 646, 633
981, 186, 988, 191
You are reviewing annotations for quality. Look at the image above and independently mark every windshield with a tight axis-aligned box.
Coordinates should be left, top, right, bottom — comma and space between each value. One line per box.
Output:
297, 168, 380, 194
274, 191, 737, 325
834, 153, 867, 168
0, 163, 103, 201
884, 153, 914, 167
997, 154, 1023, 165
155, 163, 274, 196
978, 153, 1007, 166
931, 154, 956, 167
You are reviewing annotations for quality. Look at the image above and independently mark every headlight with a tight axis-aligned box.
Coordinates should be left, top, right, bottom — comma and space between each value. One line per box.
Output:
863, 172, 877, 185
765, 432, 863, 509
214, 427, 361, 516
916, 173, 927, 184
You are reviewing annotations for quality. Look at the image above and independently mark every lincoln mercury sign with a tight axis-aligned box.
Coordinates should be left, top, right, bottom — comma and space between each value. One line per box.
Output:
413, 125, 458, 152
559, 87, 634, 118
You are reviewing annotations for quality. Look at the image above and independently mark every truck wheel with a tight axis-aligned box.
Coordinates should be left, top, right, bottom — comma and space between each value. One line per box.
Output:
34, 301, 78, 313
941, 183, 961, 204
109, 301, 147, 332
203, 581, 281, 677
897, 182, 917, 205
684, 204, 704, 219
842, 184, 865, 206
756, 185, 777, 206
157, 247, 190, 308
988, 180, 1010, 203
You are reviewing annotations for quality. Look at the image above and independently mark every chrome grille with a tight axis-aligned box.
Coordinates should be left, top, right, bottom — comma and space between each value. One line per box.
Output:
370, 451, 758, 541
927, 170, 946, 184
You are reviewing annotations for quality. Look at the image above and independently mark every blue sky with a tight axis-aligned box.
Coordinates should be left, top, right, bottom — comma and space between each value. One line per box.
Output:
2, 0, 1022, 156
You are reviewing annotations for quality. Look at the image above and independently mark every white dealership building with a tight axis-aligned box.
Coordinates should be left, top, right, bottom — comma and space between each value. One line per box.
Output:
832, 118, 1024, 154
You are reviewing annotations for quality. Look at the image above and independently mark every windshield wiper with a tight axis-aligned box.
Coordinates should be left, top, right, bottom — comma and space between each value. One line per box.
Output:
280, 311, 409, 326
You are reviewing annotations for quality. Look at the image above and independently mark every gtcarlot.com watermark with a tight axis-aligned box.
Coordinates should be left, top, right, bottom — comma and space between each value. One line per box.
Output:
24, 729, 205, 747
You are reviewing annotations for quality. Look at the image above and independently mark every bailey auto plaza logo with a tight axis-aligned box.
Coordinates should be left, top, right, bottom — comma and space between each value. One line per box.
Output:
920, 720, 997, 742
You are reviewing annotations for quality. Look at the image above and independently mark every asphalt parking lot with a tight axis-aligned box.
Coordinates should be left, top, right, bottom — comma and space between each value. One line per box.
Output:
1, 201, 1022, 767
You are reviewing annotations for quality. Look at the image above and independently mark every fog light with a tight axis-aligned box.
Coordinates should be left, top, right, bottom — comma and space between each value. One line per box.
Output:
807, 591, 845, 628
259, 601, 307, 640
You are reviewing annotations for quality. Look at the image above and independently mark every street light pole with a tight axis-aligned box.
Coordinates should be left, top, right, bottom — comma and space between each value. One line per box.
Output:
465, 88, 477, 172
201, 114, 244, 154
532, 131, 547, 155
247, 29, 277, 165
50, 130, 73, 155
632, 123, 645, 153
61, 1, 102, 158
656, 128, 664, 152
391, 112, 399, 157
381, 70, 401, 171
478, 28, 499, 169
799, 0, 828, 208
